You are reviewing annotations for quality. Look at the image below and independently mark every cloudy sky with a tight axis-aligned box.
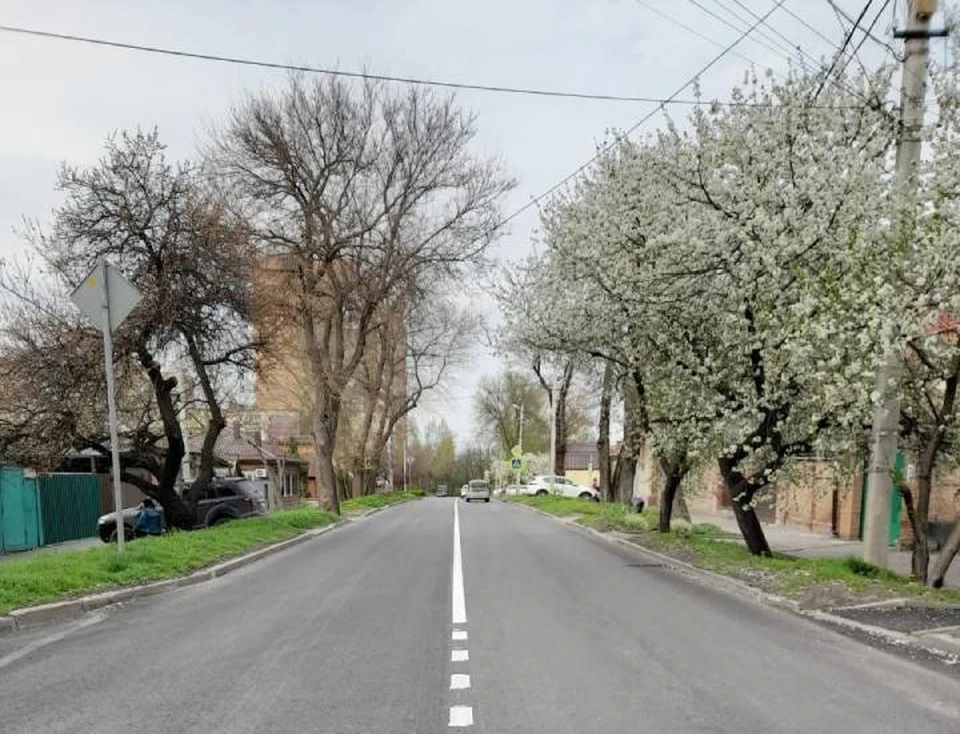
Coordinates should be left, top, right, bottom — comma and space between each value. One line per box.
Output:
0, 0, 908, 442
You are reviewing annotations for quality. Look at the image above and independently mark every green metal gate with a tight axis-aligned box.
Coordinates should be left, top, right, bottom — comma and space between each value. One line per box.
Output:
37, 474, 103, 545
859, 452, 904, 545
0, 466, 41, 553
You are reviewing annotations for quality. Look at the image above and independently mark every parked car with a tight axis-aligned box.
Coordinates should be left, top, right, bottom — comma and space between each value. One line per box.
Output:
464, 479, 491, 503
526, 475, 600, 501
460, 484, 469, 498
97, 476, 267, 543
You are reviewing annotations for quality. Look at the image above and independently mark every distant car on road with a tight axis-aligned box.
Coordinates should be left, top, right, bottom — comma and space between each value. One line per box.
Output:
436, 484, 449, 497
463, 479, 491, 503
526, 475, 600, 501
97, 476, 267, 542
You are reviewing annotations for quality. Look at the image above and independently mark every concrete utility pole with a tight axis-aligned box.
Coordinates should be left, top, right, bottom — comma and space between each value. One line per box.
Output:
549, 380, 558, 492
513, 402, 524, 485
863, 0, 938, 566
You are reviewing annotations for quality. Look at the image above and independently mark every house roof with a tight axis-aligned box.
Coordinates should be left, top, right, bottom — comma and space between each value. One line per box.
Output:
187, 428, 304, 465
563, 441, 622, 471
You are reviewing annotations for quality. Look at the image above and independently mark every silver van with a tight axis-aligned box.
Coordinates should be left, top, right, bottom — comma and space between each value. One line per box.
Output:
464, 479, 491, 503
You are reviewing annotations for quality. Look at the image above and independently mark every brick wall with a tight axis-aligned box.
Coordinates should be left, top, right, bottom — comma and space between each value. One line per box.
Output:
775, 461, 841, 535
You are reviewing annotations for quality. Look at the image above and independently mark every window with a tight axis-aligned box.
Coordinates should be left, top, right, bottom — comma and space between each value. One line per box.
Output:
282, 471, 296, 497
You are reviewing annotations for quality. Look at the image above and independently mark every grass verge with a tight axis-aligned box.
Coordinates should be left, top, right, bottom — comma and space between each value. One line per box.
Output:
340, 489, 424, 514
0, 507, 337, 616
510, 496, 960, 609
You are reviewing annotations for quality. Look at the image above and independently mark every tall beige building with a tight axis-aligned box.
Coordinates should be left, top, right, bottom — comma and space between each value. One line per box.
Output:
253, 255, 407, 495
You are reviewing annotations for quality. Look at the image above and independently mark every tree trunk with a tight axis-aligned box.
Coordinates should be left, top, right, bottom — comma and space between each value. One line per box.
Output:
312, 394, 342, 515
731, 499, 772, 556
900, 484, 930, 584
553, 361, 575, 476
659, 472, 681, 533
718, 459, 772, 556
931, 519, 960, 588
674, 484, 691, 523
597, 360, 614, 501
615, 376, 642, 504
137, 348, 193, 528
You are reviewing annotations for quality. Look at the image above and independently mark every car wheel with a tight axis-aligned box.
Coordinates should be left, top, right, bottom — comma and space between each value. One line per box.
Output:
485, 498, 490, 503
578, 492, 593, 500
536, 489, 548, 497
209, 514, 232, 527
109, 526, 135, 543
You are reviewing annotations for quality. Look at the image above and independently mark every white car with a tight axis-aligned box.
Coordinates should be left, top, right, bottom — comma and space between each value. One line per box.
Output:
526, 475, 600, 501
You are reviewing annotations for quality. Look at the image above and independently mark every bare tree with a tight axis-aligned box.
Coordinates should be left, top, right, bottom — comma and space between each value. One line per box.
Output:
1, 130, 263, 527
210, 74, 513, 512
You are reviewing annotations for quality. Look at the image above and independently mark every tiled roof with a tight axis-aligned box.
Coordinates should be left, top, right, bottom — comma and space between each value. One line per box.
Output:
186, 429, 303, 464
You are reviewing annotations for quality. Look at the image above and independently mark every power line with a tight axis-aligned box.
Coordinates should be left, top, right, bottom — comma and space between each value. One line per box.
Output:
0, 23, 731, 106
712, 0, 806, 60
836, 0, 895, 79
634, 0, 765, 68
812, 0, 876, 102
827, 0, 898, 53
0, 21, 881, 113
687, 0, 795, 60
491, 0, 790, 236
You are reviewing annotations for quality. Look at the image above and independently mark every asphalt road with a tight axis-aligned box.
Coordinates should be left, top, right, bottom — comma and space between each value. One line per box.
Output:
1, 498, 959, 733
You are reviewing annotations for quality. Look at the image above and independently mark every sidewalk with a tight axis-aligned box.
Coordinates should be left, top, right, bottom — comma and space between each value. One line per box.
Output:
0, 537, 100, 564
691, 510, 960, 589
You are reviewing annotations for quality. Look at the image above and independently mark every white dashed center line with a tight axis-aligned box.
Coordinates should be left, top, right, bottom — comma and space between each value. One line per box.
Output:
452, 499, 467, 625
449, 706, 474, 727
449, 500, 474, 727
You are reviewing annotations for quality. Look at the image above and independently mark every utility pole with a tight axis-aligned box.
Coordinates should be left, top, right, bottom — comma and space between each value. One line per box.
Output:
513, 402, 524, 485
549, 380, 558, 492
863, 0, 938, 566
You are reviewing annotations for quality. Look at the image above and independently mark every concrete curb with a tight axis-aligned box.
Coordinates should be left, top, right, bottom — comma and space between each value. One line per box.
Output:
1, 518, 350, 635
513, 502, 960, 662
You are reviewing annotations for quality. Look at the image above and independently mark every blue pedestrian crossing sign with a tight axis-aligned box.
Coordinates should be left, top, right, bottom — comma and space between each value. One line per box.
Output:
511, 457, 522, 470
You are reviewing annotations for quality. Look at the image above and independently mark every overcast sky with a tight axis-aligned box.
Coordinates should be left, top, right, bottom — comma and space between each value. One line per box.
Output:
0, 0, 907, 443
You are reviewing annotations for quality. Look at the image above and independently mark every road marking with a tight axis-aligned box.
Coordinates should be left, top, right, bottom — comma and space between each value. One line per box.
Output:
450, 673, 471, 690
452, 500, 467, 625
451, 649, 469, 662
449, 705, 474, 727
0, 611, 107, 671
452, 629, 468, 641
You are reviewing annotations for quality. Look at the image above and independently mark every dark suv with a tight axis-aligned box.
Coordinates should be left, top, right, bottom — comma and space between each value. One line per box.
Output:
97, 477, 267, 542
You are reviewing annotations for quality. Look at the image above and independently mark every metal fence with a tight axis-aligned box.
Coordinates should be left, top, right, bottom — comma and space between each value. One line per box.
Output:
37, 473, 103, 545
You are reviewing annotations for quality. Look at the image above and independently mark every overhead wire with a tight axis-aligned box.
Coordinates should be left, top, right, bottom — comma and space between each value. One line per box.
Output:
0, 23, 743, 106
709, 0, 807, 61
0, 20, 886, 112
686, 0, 796, 60
488, 0, 791, 237
836, 0, 895, 79
704, 0, 892, 112
811, 0, 876, 101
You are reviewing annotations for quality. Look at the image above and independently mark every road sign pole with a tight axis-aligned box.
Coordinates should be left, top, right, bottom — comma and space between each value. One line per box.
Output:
98, 258, 126, 553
